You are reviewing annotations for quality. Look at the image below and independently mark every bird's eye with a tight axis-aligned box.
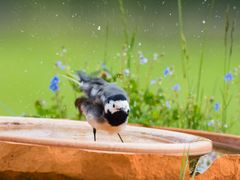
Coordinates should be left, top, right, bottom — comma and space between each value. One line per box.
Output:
113, 104, 115, 108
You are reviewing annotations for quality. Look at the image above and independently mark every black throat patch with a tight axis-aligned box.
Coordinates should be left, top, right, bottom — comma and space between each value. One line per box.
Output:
104, 110, 128, 126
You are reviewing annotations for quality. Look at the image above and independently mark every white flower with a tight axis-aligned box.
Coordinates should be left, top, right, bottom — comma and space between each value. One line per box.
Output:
124, 69, 130, 76
153, 53, 159, 61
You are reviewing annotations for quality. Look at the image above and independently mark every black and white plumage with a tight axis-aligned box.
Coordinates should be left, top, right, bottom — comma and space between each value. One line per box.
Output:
75, 71, 130, 142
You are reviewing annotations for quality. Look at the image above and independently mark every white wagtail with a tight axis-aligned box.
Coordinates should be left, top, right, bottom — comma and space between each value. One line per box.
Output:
75, 71, 130, 143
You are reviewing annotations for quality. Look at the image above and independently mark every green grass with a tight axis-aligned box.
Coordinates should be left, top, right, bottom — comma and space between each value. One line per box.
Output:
0, 33, 239, 134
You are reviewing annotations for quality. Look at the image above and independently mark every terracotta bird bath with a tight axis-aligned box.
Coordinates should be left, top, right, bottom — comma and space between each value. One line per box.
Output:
0, 116, 212, 179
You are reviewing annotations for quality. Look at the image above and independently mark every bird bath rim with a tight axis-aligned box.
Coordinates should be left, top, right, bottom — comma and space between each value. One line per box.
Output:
0, 116, 212, 156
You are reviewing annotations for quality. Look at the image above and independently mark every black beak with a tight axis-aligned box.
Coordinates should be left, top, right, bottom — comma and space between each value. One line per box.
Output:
119, 108, 129, 115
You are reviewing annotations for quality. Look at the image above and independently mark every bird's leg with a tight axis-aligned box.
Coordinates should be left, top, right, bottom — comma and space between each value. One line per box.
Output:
117, 133, 124, 143
93, 128, 96, 141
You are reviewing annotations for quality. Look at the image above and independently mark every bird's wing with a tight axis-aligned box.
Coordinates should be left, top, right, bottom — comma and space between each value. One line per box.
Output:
79, 98, 105, 123
76, 71, 107, 100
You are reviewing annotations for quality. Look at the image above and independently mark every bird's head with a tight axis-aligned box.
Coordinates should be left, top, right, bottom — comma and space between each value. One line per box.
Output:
104, 94, 130, 126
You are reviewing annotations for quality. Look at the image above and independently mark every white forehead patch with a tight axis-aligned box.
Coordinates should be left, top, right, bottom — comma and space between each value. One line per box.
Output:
105, 100, 129, 114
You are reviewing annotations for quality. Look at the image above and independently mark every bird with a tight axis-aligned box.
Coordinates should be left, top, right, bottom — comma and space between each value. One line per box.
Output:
75, 71, 130, 143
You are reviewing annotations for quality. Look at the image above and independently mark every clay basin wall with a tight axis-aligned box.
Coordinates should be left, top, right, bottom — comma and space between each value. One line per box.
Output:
0, 142, 239, 179
0, 142, 191, 179
0, 116, 239, 179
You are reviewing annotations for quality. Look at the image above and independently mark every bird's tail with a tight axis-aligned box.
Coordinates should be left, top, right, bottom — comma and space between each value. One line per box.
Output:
76, 71, 91, 84
75, 96, 88, 112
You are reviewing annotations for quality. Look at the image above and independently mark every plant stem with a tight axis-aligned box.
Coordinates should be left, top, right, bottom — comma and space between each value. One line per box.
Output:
177, 0, 190, 94
196, 0, 215, 104
118, 0, 136, 72
103, 22, 109, 64
221, 7, 235, 132
227, 18, 235, 72
127, 31, 136, 71
55, 91, 65, 118
118, 0, 129, 44
179, 147, 189, 180
224, 6, 230, 75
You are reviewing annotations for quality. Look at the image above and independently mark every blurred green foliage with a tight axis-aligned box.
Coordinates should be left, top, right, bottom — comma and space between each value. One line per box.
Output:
33, 0, 240, 134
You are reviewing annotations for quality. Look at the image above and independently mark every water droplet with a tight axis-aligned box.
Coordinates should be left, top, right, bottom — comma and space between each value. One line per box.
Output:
72, 13, 77, 18
143, 5, 146, 11
56, 14, 59, 17
202, 0, 207, 4
97, 26, 101, 31
169, 12, 172, 16
202, 20, 206, 24
138, 42, 142, 46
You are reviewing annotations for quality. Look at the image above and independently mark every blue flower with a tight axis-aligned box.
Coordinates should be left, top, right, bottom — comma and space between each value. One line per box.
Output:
49, 75, 59, 92
207, 120, 215, 127
224, 72, 233, 82
214, 102, 220, 112
52, 76, 59, 83
172, 84, 180, 91
56, 61, 65, 70
164, 67, 170, 77
166, 100, 171, 109
101, 63, 107, 70
139, 54, 148, 64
